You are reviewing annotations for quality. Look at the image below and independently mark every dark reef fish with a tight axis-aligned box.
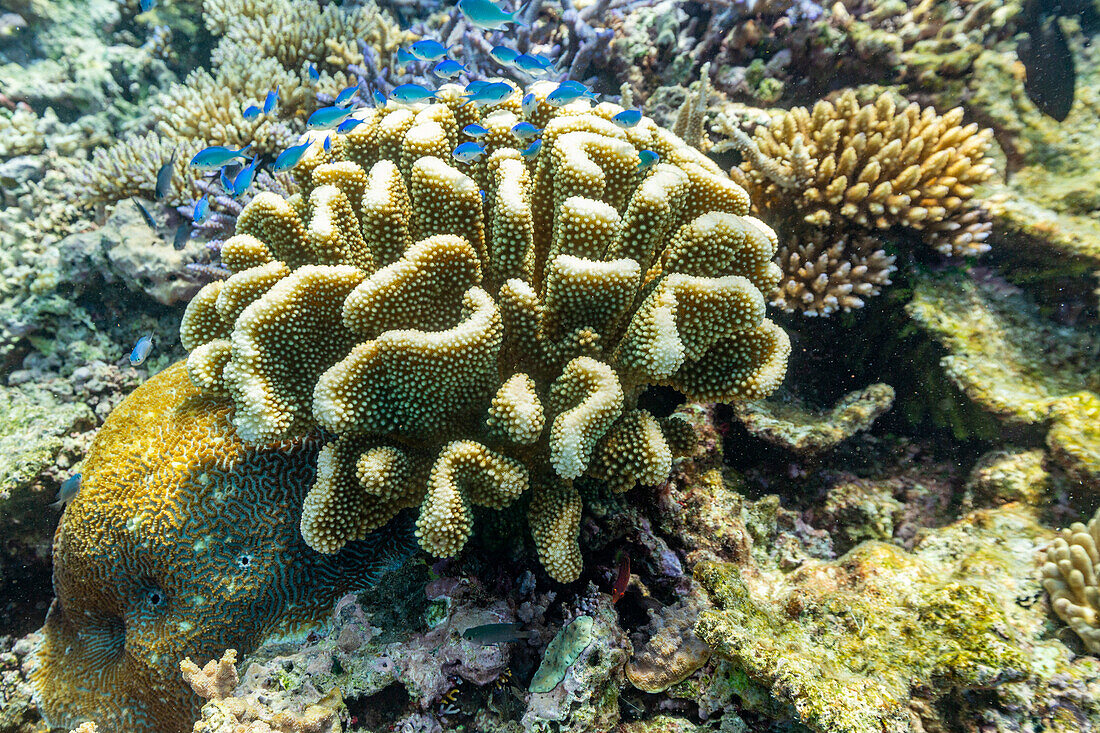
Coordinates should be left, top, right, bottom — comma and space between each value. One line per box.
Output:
462, 622, 532, 645
1018, 15, 1075, 121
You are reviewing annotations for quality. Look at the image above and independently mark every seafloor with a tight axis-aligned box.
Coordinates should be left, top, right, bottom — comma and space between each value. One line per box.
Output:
0, 0, 1099, 732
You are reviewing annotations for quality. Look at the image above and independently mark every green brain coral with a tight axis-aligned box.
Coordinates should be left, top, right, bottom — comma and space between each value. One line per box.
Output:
179, 81, 790, 582
31, 364, 413, 733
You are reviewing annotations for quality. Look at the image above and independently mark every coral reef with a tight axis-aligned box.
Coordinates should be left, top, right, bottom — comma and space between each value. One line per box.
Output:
717, 90, 995, 315
1042, 508, 1100, 654
733, 382, 895, 454
0, 633, 44, 733
625, 581, 711, 693
178, 82, 790, 582
32, 364, 415, 733
908, 271, 1100, 489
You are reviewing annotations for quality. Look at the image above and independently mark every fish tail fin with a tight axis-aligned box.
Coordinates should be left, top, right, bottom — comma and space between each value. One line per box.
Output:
238, 143, 253, 156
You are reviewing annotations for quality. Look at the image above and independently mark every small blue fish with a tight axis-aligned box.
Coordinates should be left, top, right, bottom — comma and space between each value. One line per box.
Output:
334, 84, 359, 107
463, 123, 489, 138
522, 92, 538, 116
139, 0, 156, 11
390, 83, 437, 103
515, 54, 551, 74
219, 166, 235, 194
638, 149, 659, 170
52, 473, 81, 510
308, 105, 354, 129
243, 104, 261, 120
131, 197, 157, 229
189, 144, 251, 170
154, 148, 177, 200
520, 139, 542, 159
396, 48, 418, 67
263, 86, 279, 114
323, 135, 332, 152
452, 141, 486, 163
457, 0, 522, 29
465, 80, 490, 93
463, 81, 513, 106
308, 63, 320, 81
432, 59, 467, 79
410, 39, 450, 61
547, 84, 589, 107
272, 140, 314, 173
193, 194, 211, 224
130, 334, 154, 366
613, 109, 642, 128
336, 117, 367, 133
373, 90, 387, 107
511, 121, 541, 140
231, 156, 261, 198
490, 45, 518, 65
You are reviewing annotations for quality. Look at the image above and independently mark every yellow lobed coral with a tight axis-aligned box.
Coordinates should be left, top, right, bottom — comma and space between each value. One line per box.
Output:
179, 82, 790, 581
1041, 508, 1100, 653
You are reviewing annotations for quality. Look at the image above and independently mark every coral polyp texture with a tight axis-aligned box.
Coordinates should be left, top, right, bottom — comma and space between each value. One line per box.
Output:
720, 90, 995, 315
1042, 508, 1100, 653
31, 364, 413, 733
179, 81, 791, 582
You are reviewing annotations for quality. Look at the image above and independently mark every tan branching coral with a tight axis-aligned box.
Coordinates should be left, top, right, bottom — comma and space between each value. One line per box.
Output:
717, 90, 995, 316
1041, 509, 1100, 653
77, 132, 205, 206
179, 83, 790, 581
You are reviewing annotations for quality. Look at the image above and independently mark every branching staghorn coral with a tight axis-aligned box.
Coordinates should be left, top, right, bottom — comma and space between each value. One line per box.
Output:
717, 90, 995, 316
179, 82, 790, 582
1041, 508, 1100, 653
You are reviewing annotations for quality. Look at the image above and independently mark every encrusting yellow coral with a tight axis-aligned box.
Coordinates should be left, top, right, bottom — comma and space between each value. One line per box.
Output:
1041, 508, 1100, 653
717, 90, 995, 316
180, 81, 790, 581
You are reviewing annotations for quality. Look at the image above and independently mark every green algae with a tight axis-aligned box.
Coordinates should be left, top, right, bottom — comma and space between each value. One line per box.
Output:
529, 616, 595, 693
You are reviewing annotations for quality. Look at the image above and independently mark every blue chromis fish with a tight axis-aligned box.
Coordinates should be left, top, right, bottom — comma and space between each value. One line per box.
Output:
193, 194, 211, 224
373, 90, 387, 107
189, 144, 251, 170
131, 197, 157, 228
242, 104, 261, 120
272, 140, 314, 172
638, 149, 659, 170
462, 622, 532, 645
520, 138, 542, 159
334, 84, 359, 107
463, 81, 513, 106
546, 82, 592, 107
52, 473, 81, 510
336, 117, 367, 133
139, 0, 156, 11
452, 141, 486, 163
308, 63, 320, 81
489, 45, 518, 66
231, 156, 261, 198
154, 148, 176, 200
465, 80, 490, 94
457, 0, 522, 29
522, 92, 538, 116
612, 109, 642, 128
219, 166, 235, 194
308, 105, 354, 129
432, 59, 467, 79
514, 53, 551, 74
463, 123, 489, 138
130, 334, 154, 366
323, 135, 332, 152
410, 39, 450, 61
396, 48, 418, 67
263, 86, 279, 114
390, 83, 436, 103
511, 121, 541, 140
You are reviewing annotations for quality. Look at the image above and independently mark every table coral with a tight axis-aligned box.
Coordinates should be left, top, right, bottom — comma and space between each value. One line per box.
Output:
1042, 508, 1100, 654
31, 363, 415, 733
717, 90, 995, 315
179, 82, 790, 582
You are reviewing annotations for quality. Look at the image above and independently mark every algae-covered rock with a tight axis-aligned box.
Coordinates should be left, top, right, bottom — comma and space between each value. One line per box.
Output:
0, 383, 93, 500
734, 383, 895, 454
626, 581, 711, 694
908, 271, 1100, 490
964, 448, 1055, 509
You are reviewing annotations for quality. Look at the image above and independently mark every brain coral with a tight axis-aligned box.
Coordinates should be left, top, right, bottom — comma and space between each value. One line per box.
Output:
32, 363, 413, 733
179, 81, 790, 582
718, 90, 995, 316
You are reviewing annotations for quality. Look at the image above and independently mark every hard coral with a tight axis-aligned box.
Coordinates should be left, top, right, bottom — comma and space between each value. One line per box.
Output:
179, 81, 790, 582
1042, 508, 1100, 654
718, 90, 995, 315
32, 364, 414, 733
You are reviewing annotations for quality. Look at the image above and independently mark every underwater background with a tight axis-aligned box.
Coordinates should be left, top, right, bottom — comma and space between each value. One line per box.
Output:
0, 0, 1099, 731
